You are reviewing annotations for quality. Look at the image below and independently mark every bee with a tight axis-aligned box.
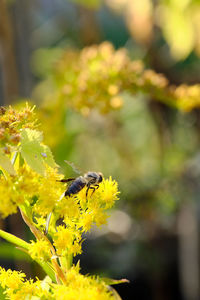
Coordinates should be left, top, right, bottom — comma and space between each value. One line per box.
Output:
45, 162, 103, 235
60, 171, 103, 198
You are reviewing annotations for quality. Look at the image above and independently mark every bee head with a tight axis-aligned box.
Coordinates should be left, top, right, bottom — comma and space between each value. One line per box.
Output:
98, 172, 103, 183
85, 172, 103, 184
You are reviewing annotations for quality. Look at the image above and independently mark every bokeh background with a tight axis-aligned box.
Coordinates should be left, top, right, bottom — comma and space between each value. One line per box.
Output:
1, 0, 200, 299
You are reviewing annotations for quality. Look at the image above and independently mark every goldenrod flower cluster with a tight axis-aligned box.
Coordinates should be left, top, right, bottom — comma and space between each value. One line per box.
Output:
51, 266, 114, 300
0, 165, 63, 218
40, 176, 119, 258
0, 171, 120, 299
0, 105, 122, 299
32, 42, 200, 150
38, 41, 200, 117
0, 103, 36, 154
0, 267, 49, 299
0, 266, 114, 300
29, 239, 51, 262
52, 42, 127, 114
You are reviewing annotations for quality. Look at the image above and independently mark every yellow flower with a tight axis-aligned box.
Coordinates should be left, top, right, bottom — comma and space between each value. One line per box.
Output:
0, 268, 51, 299
6, 280, 46, 300
14, 165, 40, 200
29, 239, 51, 262
97, 177, 120, 209
52, 267, 114, 300
56, 196, 80, 220
0, 267, 25, 290
75, 186, 87, 205
0, 103, 36, 150
53, 225, 81, 256
0, 267, 115, 300
70, 241, 82, 256
93, 209, 108, 227
34, 216, 47, 231
33, 166, 63, 216
78, 212, 94, 232
0, 177, 17, 218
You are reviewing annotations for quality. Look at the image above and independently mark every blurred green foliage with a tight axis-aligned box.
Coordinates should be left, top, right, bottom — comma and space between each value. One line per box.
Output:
69, 0, 102, 9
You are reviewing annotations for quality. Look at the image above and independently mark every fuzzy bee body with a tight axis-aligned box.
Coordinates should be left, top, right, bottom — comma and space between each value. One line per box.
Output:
65, 176, 86, 196
61, 172, 103, 198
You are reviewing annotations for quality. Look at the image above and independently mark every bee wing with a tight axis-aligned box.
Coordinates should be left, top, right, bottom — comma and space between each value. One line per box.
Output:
64, 160, 82, 175
59, 178, 76, 183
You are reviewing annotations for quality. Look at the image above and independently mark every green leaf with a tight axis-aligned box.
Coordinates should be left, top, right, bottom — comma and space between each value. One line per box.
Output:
102, 277, 129, 286
20, 129, 57, 175
41, 145, 57, 168
162, 6, 194, 60
0, 243, 31, 261
22, 128, 43, 142
35, 260, 56, 283
0, 149, 16, 175
21, 139, 46, 175
0, 230, 56, 282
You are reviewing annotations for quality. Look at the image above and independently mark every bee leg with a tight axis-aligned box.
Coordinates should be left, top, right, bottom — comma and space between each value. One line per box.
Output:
94, 184, 99, 190
88, 184, 100, 197
91, 184, 99, 196
86, 185, 95, 199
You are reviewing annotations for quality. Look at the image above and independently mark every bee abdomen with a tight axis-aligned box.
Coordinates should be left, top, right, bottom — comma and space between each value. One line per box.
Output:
65, 178, 86, 196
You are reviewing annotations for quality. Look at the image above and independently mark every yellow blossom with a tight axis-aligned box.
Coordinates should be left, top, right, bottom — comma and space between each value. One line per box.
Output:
33, 166, 63, 215
56, 196, 80, 220
14, 165, 40, 200
34, 216, 47, 231
96, 177, 120, 209
0, 177, 17, 218
76, 186, 88, 209
0, 268, 51, 299
78, 212, 94, 232
29, 239, 51, 262
0, 267, 25, 290
53, 225, 81, 256
93, 209, 108, 227
0, 267, 115, 300
70, 241, 82, 256
0, 103, 36, 151
52, 267, 113, 300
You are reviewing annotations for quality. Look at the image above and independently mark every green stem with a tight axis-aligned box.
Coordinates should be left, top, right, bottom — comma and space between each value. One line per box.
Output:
67, 253, 73, 269
0, 229, 56, 282
15, 246, 56, 283
19, 208, 67, 284
36, 260, 56, 283
0, 229, 29, 250
59, 253, 72, 271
